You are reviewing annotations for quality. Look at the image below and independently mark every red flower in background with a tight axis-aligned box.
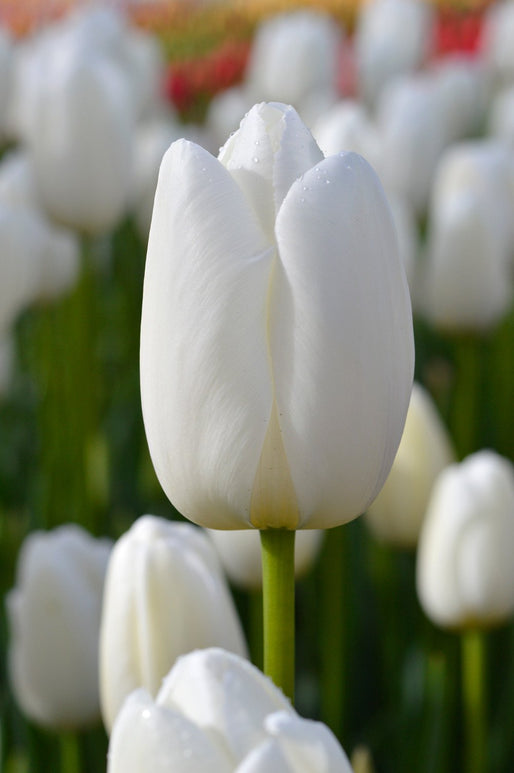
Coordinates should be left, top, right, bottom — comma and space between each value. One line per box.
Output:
165, 40, 250, 114
433, 9, 484, 56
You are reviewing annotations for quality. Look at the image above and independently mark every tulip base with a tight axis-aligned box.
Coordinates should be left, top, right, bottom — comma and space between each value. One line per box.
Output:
260, 529, 296, 703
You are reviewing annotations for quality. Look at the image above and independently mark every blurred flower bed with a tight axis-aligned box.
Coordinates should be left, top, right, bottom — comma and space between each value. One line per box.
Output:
0, 0, 514, 772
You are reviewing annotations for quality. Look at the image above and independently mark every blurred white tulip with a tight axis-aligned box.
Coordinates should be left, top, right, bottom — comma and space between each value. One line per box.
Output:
206, 86, 256, 154
482, 0, 514, 84
354, 0, 435, 107
140, 102, 414, 530
417, 451, 514, 629
206, 528, 324, 589
20, 36, 134, 234
312, 100, 380, 166
0, 27, 14, 139
488, 85, 514, 145
0, 331, 14, 396
429, 57, 488, 142
375, 74, 449, 214
6, 524, 112, 728
366, 383, 455, 548
245, 11, 342, 124
0, 206, 43, 331
108, 648, 354, 773
422, 188, 512, 331
99, 515, 247, 732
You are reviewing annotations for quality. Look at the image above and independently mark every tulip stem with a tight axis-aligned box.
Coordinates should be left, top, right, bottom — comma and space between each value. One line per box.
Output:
462, 628, 487, 773
260, 529, 296, 703
60, 732, 81, 773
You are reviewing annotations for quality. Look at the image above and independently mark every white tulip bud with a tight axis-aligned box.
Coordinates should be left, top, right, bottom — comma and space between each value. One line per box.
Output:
6, 524, 112, 728
417, 451, 514, 629
108, 648, 354, 773
99, 516, 247, 732
140, 101, 414, 531
206, 528, 324, 589
366, 383, 455, 548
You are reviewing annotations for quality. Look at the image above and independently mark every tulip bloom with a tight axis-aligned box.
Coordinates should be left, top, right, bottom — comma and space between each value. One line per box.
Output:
140, 102, 414, 532
6, 524, 111, 728
99, 516, 247, 732
108, 648, 353, 773
366, 382, 455, 548
417, 451, 514, 629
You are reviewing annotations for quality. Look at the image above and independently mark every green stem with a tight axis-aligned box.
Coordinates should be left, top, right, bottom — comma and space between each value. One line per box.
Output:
319, 525, 346, 738
260, 529, 296, 702
60, 731, 81, 773
462, 629, 486, 773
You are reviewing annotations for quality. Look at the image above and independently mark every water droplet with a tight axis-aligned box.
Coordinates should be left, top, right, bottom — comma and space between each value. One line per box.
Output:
325, 179, 331, 184
254, 139, 260, 146
142, 709, 152, 720
300, 197, 305, 203
302, 186, 308, 192
253, 157, 259, 163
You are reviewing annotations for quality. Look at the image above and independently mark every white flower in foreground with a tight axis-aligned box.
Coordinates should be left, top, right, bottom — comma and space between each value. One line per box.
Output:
140, 101, 414, 531
99, 515, 247, 732
366, 383, 455, 548
207, 528, 324, 589
6, 524, 112, 728
417, 451, 514, 629
107, 648, 354, 773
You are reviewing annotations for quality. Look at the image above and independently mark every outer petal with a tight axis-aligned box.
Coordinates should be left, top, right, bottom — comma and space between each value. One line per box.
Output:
272, 151, 414, 528
107, 689, 232, 773
140, 139, 275, 528
158, 648, 293, 765
264, 711, 354, 772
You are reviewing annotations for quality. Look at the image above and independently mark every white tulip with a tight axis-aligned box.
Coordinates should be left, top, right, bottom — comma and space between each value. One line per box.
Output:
482, 0, 514, 84
99, 515, 247, 732
140, 102, 414, 531
108, 648, 354, 773
429, 57, 488, 142
488, 85, 514, 146
375, 75, 449, 214
366, 383, 455, 548
25, 40, 134, 234
6, 524, 112, 728
0, 331, 14, 395
422, 188, 512, 331
207, 528, 324, 589
354, 0, 435, 106
312, 100, 380, 167
0, 206, 42, 331
0, 27, 14, 139
429, 140, 514, 251
417, 451, 514, 629
246, 12, 342, 121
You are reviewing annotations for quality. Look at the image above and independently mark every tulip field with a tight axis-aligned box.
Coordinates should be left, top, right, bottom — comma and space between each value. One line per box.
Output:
1, 0, 514, 771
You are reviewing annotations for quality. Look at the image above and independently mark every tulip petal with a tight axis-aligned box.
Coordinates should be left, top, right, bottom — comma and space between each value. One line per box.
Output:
273, 151, 414, 527
158, 648, 293, 765
219, 102, 323, 238
108, 689, 232, 773
141, 139, 275, 528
